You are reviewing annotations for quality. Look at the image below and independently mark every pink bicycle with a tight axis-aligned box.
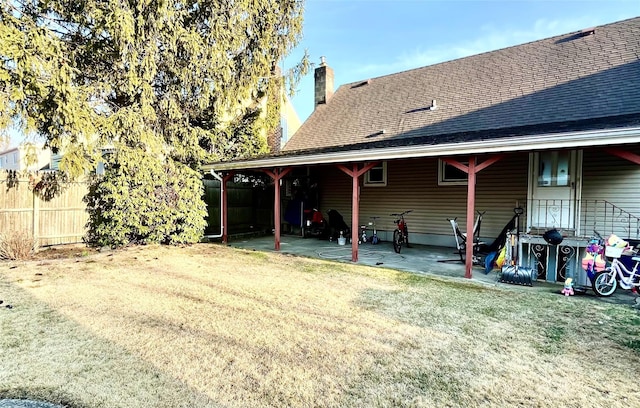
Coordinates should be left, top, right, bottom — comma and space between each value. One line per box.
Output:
591, 234, 640, 297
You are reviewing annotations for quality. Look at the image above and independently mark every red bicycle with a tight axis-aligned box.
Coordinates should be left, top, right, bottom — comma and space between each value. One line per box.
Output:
391, 210, 412, 253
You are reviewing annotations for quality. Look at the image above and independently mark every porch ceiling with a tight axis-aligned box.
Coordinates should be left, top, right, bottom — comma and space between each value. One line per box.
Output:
203, 124, 640, 172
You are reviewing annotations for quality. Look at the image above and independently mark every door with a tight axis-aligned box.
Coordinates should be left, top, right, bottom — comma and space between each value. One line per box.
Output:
529, 150, 579, 231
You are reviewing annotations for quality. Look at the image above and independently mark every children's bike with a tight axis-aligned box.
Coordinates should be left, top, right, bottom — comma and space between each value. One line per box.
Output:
591, 234, 640, 297
368, 216, 380, 244
359, 216, 380, 244
358, 225, 367, 244
391, 210, 412, 253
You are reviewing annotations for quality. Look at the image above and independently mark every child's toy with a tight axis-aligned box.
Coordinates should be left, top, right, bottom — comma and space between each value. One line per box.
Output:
561, 278, 575, 296
582, 237, 606, 281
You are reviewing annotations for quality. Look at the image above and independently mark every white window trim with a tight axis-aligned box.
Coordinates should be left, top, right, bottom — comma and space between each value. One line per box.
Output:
364, 161, 387, 187
438, 159, 468, 186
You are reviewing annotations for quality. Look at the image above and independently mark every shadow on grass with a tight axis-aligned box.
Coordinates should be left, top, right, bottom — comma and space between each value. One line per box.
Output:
0, 277, 218, 408
0, 387, 86, 408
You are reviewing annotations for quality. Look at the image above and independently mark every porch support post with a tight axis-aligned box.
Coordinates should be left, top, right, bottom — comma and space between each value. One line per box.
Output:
263, 167, 293, 251
351, 164, 360, 262
465, 158, 477, 279
443, 154, 505, 279
221, 172, 235, 244
603, 148, 640, 166
336, 162, 379, 262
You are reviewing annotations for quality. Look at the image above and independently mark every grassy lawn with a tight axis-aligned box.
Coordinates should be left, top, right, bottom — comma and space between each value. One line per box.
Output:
1, 244, 639, 408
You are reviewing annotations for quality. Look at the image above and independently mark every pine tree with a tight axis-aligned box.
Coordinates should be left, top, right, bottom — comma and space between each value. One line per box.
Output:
1, 0, 309, 246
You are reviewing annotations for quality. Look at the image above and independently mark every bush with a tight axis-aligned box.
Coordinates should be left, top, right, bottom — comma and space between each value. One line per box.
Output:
0, 230, 39, 260
84, 149, 207, 248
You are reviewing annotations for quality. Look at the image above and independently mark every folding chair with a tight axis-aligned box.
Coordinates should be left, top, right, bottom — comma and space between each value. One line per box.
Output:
439, 211, 485, 264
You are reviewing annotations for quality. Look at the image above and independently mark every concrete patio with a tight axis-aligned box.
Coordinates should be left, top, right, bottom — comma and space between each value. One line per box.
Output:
222, 233, 639, 306
226, 233, 547, 288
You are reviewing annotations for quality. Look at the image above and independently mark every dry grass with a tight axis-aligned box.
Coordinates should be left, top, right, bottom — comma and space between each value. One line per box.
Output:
0, 244, 639, 408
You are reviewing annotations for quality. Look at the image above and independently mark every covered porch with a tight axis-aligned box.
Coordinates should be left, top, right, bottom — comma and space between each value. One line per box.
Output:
203, 144, 640, 283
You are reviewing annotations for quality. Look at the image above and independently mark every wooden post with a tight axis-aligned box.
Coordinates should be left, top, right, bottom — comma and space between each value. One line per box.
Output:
465, 157, 476, 279
32, 190, 39, 244
443, 154, 505, 279
603, 148, 640, 166
263, 168, 292, 251
351, 163, 360, 262
336, 162, 379, 262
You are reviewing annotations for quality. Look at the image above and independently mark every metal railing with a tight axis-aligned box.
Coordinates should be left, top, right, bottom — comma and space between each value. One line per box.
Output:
526, 199, 640, 240
581, 200, 640, 240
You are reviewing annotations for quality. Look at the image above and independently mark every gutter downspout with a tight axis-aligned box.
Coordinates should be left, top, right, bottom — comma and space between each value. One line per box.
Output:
203, 169, 225, 239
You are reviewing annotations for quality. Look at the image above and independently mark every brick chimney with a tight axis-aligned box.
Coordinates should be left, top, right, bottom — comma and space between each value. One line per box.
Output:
314, 56, 334, 108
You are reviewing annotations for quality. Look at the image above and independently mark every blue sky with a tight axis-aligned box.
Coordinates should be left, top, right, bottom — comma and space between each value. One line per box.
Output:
285, 0, 640, 122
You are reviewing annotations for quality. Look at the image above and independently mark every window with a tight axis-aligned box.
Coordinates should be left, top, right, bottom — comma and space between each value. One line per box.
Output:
438, 159, 468, 185
538, 151, 570, 187
364, 161, 387, 186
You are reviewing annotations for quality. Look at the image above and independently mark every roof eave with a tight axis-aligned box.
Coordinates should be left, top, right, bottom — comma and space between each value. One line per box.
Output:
202, 126, 640, 172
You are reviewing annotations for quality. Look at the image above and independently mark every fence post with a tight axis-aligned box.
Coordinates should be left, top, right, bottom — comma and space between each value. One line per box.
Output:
32, 189, 39, 243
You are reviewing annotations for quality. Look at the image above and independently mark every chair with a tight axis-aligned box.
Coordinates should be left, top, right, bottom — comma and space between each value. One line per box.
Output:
439, 211, 485, 264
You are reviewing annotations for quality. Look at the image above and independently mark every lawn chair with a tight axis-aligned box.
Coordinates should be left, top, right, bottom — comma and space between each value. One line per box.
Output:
439, 211, 485, 264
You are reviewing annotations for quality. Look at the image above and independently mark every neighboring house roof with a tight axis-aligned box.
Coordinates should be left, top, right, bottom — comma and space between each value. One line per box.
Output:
204, 17, 640, 171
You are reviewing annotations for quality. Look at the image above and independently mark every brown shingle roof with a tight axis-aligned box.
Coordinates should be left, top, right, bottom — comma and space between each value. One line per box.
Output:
283, 17, 640, 153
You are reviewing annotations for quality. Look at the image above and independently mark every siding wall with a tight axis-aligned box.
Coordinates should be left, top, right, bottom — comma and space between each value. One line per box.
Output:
315, 154, 529, 246
580, 146, 640, 238
313, 147, 640, 247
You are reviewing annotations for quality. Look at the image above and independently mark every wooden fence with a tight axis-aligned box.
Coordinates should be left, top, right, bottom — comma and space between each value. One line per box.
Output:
0, 172, 89, 246
203, 179, 273, 236
0, 172, 270, 247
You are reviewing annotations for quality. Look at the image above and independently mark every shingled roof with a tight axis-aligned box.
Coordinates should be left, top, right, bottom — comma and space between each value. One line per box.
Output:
283, 17, 640, 153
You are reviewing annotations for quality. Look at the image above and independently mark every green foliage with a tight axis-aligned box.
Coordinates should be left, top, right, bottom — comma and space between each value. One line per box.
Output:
1, 0, 309, 170
84, 150, 207, 248
29, 171, 70, 201
1, 0, 310, 246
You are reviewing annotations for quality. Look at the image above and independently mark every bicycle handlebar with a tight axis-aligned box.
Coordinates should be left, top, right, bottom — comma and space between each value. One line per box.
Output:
390, 210, 413, 217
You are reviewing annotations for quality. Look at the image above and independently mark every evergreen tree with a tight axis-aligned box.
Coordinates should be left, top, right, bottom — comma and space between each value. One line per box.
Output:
1, 0, 309, 246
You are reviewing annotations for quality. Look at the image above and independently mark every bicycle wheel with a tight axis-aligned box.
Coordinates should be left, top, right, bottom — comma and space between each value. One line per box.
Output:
592, 271, 618, 297
404, 227, 410, 248
393, 229, 402, 253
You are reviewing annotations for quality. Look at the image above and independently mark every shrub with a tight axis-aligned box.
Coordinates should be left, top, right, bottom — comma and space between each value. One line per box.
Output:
84, 149, 207, 248
0, 230, 39, 260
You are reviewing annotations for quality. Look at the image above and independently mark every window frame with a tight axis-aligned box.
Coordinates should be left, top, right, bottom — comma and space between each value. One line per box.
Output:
364, 161, 387, 187
438, 159, 469, 186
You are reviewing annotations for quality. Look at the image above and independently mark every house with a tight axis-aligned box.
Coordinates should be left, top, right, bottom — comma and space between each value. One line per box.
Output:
0, 143, 52, 171
202, 17, 640, 283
